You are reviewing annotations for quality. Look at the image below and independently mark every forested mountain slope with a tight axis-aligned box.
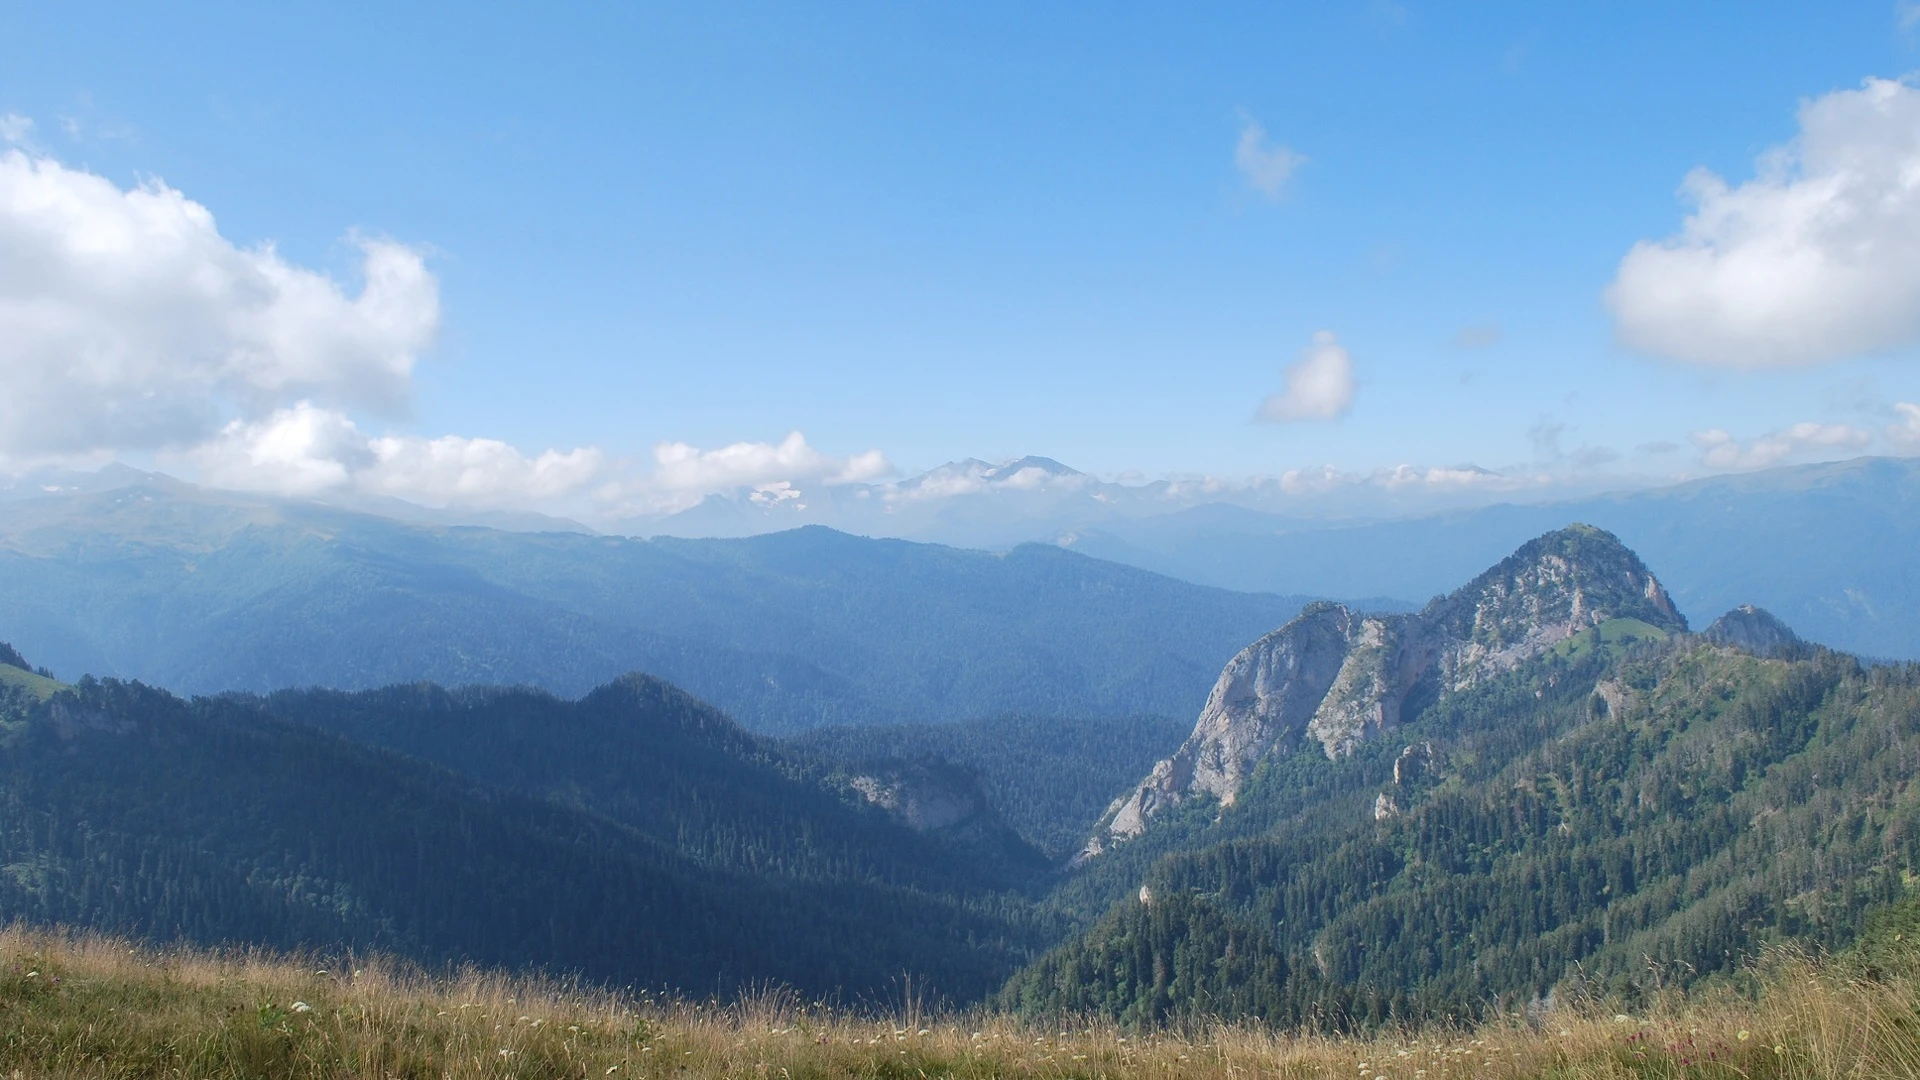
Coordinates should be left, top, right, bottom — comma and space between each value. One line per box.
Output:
255, 676, 1051, 892
1006, 589, 1920, 1027
0, 475, 1302, 731
0, 657, 1044, 1002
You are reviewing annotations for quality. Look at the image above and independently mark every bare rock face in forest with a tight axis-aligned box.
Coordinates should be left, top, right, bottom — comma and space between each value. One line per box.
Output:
1078, 525, 1685, 862
1701, 605, 1804, 658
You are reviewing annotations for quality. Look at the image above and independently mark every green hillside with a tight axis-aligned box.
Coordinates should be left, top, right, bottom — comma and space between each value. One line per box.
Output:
0, 662, 63, 702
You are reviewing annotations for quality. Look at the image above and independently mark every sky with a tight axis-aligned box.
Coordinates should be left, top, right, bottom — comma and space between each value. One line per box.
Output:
6, 2, 1920, 520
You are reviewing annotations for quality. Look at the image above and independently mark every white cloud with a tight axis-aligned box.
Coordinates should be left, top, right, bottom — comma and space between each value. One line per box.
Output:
651, 431, 891, 492
1690, 421, 1872, 469
1889, 401, 1920, 449
0, 143, 438, 458
1609, 76, 1920, 367
0, 137, 912, 519
1374, 463, 1528, 491
363, 434, 604, 506
192, 403, 604, 507
1260, 331, 1356, 422
1235, 119, 1305, 199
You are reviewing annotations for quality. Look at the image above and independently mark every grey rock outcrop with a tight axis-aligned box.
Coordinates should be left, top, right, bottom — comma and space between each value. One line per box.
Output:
1701, 605, 1803, 658
1079, 525, 1684, 861
846, 761, 985, 832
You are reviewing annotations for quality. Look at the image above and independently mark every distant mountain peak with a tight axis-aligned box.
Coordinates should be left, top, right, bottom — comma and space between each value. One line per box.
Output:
983, 456, 1083, 481
1702, 605, 1803, 658
1079, 524, 1685, 862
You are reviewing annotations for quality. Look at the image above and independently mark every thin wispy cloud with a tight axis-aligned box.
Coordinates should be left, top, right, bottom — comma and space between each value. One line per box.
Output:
1888, 402, 1920, 449
1235, 118, 1305, 200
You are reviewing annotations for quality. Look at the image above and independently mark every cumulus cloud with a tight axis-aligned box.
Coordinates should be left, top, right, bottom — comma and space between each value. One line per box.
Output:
1235, 118, 1305, 199
1260, 331, 1356, 422
1690, 421, 1872, 469
1609, 76, 1920, 367
0, 144, 439, 459
192, 403, 606, 507
0, 115, 31, 145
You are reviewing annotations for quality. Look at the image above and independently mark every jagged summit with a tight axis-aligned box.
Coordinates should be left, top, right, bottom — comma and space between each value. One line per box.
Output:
1078, 525, 1684, 862
1702, 605, 1804, 658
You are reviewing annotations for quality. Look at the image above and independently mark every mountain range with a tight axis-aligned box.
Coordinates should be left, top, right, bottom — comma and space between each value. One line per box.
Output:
649, 453, 1920, 662
3, 522, 1918, 1026
0, 471, 1301, 732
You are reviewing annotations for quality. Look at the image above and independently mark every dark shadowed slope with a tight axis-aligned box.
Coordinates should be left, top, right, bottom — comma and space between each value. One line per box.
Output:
0, 657, 1044, 1002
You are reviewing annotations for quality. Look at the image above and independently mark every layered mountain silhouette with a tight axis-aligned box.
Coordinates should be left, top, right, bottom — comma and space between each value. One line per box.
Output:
0, 472, 1302, 732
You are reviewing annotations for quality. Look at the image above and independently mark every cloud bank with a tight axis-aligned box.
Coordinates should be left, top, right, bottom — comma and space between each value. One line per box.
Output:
1260, 331, 1356, 422
1689, 421, 1873, 469
1609, 76, 1920, 367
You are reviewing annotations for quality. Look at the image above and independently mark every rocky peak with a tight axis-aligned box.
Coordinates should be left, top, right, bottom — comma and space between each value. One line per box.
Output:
1423, 524, 1684, 692
1078, 525, 1683, 861
1701, 605, 1803, 658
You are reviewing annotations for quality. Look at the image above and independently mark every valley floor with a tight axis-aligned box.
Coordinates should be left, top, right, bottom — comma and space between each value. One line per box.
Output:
0, 927, 1914, 1079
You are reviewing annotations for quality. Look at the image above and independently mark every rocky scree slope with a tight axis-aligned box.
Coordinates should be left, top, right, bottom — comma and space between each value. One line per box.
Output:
1082, 525, 1685, 858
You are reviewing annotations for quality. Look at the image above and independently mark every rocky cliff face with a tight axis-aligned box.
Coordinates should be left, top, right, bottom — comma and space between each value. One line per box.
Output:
1079, 525, 1685, 862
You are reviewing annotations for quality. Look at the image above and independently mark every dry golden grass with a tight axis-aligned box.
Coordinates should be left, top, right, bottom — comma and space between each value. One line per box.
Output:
1, 926, 1916, 1079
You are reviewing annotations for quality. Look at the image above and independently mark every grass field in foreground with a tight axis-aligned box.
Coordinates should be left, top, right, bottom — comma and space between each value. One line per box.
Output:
1, 926, 1918, 1079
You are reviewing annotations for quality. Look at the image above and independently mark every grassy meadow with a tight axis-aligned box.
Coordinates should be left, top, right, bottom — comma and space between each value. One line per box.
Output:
1, 926, 1918, 1079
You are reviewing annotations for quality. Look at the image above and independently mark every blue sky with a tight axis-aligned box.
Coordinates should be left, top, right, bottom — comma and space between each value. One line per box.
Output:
5, 2, 1920, 517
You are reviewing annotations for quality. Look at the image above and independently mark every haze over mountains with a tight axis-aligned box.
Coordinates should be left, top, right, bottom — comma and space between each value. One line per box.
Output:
0, 469, 1302, 731
6, 453, 1920, 684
